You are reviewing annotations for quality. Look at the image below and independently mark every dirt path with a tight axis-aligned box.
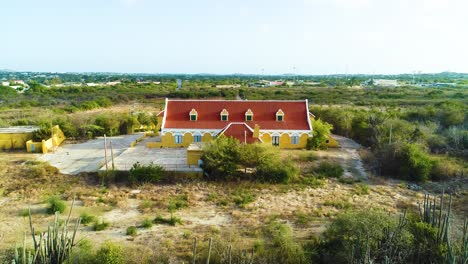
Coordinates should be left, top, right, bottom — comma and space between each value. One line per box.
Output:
315, 135, 367, 181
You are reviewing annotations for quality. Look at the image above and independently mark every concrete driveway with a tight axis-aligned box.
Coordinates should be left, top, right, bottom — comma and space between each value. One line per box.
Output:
39, 134, 143, 174
40, 134, 201, 174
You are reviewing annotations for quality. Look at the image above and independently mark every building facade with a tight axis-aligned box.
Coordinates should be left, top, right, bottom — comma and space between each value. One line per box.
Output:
148, 99, 315, 149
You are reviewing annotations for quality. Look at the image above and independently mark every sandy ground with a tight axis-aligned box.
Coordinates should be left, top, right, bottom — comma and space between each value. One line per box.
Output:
316, 134, 367, 180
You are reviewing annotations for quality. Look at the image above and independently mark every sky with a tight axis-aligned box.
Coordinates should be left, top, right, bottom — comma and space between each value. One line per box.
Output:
1, 0, 468, 75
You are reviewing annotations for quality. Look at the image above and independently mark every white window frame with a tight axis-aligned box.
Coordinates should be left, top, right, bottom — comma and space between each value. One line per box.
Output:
272, 136, 280, 146
193, 134, 202, 142
291, 135, 299, 145
174, 134, 183, 144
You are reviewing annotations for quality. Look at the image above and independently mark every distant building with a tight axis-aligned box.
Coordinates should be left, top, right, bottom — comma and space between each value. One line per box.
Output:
106, 81, 121, 86
215, 84, 241, 88
269, 81, 285, 86
12, 80, 25, 85
372, 79, 399, 87
1, 81, 9, 86
176, 79, 183, 90
86, 83, 100, 87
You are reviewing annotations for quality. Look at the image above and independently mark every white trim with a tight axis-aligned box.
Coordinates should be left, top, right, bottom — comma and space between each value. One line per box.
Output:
218, 122, 254, 136
161, 98, 169, 129
161, 128, 222, 136
305, 99, 313, 132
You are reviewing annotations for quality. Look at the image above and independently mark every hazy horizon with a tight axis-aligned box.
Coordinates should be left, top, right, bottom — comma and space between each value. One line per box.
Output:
2, 0, 468, 75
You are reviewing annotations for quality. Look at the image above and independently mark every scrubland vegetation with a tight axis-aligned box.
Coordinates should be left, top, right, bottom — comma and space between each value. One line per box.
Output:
0, 75, 466, 263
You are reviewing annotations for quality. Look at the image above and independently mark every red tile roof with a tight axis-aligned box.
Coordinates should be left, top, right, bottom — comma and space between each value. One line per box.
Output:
163, 99, 311, 130
218, 123, 259, 144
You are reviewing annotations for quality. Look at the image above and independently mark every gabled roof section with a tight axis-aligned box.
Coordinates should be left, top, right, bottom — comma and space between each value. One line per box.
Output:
218, 123, 259, 144
163, 99, 311, 130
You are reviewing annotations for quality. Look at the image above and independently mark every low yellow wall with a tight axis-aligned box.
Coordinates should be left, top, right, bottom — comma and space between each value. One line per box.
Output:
324, 135, 339, 148
26, 140, 43, 153
0, 133, 32, 150
187, 149, 203, 166
26, 125, 66, 153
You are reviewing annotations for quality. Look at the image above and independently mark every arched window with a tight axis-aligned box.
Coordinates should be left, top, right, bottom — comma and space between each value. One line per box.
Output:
189, 109, 198, 121
220, 109, 229, 121
193, 132, 202, 143
276, 109, 284, 122
245, 109, 253, 121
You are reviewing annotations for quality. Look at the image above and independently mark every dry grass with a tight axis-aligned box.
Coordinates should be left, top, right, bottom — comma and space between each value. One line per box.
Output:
0, 150, 466, 258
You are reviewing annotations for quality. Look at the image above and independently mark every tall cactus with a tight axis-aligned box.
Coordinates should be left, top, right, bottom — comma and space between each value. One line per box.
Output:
12, 200, 80, 264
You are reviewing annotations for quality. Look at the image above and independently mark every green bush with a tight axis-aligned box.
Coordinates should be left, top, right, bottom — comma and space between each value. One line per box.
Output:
314, 161, 344, 178
46, 196, 67, 214
154, 215, 182, 226
231, 189, 255, 208
94, 241, 125, 264
168, 194, 188, 211
306, 119, 333, 150
93, 220, 110, 231
140, 219, 153, 229
261, 221, 307, 264
354, 183, 370, 195
126, 226, 138, 236
80, 212, 97, 225
129, 162, 165, 184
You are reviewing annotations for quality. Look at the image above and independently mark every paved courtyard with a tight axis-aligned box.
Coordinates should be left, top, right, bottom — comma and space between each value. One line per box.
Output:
39, 134, 200, 174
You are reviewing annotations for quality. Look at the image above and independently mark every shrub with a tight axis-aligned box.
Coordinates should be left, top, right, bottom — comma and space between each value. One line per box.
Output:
257, 159, 299, 183
93, 219, 110, 231
168, 194, 188, 211
298, 152, 317, 162
314, 161, 344, 178
94, 241, 125, 264
154, 215, 182, 226
140, 219, 153, 229
307, 119, 333, 150
231, 189, 255, 208
300, 175, 326, 188
46, 196, 66, 214
261, 221, 307, 264
129, 162, 165, 184
354, 183, 370, 195
80, 212, 97, 225
18, 208, 29, 217
126, 226, 138, 236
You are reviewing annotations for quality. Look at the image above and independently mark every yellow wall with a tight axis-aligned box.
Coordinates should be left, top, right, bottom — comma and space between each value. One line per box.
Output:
0, 133, 32, 150
26, 125, 66, 153
324, 135, 339, 148
148, 132, 214, 148
187, 149, 203, 166
26, 140, 43, 153
149, 131, 310, 149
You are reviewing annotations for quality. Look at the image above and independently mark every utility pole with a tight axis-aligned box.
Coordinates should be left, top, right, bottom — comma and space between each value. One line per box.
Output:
110, 138, 115, 171
104, 134, 109, 183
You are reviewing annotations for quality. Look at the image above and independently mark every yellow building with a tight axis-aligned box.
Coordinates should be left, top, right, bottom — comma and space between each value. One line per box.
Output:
0, 126, 39, 151
148, 99, 315, 149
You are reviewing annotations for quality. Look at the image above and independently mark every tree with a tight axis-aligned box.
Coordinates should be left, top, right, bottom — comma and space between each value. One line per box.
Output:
307, 119, 333, 150
201, 136, 241, 180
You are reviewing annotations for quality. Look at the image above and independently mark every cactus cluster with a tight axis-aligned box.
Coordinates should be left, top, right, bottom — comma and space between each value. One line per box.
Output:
12, 201, 80, 264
